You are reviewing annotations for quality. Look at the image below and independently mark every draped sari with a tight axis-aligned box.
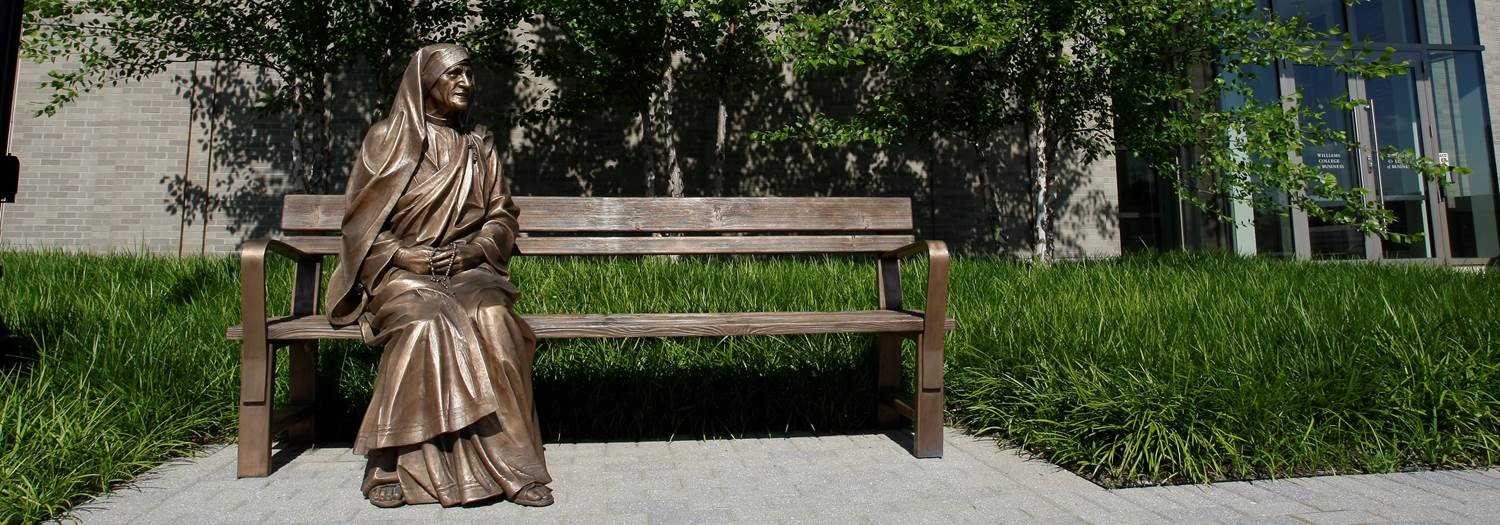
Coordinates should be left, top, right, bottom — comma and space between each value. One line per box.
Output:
325, 44, 550, 507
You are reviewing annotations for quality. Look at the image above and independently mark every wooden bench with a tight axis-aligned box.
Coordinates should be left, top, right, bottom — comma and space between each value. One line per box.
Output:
227, 195, 955, 477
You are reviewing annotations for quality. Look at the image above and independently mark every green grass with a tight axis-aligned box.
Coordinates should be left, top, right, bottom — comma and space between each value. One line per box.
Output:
0, 250, 1497, 522
945, 255, 1500, 486
0, 253, 245, 523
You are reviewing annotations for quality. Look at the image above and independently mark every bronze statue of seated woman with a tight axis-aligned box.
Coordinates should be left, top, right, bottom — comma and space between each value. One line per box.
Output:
324, 43, 553, 509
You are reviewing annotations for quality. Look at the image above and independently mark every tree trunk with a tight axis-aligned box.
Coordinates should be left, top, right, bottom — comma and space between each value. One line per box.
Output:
640, 108, 654, 197
713, 19, 737, 196
318, 71, 334, 193
290, 96, 306, 193
1031, 107, 1052, 263
647, 22, 684, 199
286, 71, 336, 195
663, 56, 686, 261
713, 86, 727, 196
662, 55, 684, 199
974, 132, 1009, 248
293, 126, 310, 193
290, 77, 314, 195
177, 61, 200, 257
200, 63, 221, 255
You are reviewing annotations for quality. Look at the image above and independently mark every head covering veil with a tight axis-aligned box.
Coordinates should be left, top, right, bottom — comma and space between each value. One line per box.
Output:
326, 44, 472, 326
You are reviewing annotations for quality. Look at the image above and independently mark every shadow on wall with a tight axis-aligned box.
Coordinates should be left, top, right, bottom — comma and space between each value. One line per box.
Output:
161, 60, 385, 248
160, 32, 1115, 256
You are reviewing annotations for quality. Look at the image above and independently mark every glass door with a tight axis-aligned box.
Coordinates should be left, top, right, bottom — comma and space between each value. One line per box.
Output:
1263, 0, 1497, 262
1357, 52, 1440, 259
1290, 52, 1466, 261
1291, 63, 1368, 259
1427, 50, 1500, 259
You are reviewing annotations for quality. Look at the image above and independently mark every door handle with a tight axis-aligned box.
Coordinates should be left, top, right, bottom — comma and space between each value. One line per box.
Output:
1365, 102, 1385, 202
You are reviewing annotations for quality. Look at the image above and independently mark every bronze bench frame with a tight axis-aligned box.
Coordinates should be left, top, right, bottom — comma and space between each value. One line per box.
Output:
228, 195, 953, 477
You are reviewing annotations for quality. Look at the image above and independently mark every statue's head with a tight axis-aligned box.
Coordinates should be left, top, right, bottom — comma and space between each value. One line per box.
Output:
418, 44, 473, 117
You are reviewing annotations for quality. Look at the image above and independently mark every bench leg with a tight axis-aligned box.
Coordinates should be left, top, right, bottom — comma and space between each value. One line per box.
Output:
286, 341, 317, 443
913, 333, 944, 458
238, 402, 272, 477
914, 389, 943, 458
875, 333, 902, 428
238, 343, 273, 478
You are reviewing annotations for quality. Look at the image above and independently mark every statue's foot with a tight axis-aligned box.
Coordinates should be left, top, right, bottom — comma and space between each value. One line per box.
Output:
368, 483, 405, 508
511, 483, 553, 507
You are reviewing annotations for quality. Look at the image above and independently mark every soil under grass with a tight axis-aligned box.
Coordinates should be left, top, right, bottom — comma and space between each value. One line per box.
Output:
0, 251, 1496, 522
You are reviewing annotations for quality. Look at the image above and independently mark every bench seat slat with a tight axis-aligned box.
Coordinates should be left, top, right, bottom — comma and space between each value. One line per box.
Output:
276, 235, 915, 256
228, 311, 957, 341
283, 195, 914, 233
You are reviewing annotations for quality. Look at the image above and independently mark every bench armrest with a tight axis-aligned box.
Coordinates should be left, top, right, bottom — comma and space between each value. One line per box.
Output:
878, 240, 951, 402
240, 239, 320, 405
882, 240, 944, 260
877, 241, 951, 317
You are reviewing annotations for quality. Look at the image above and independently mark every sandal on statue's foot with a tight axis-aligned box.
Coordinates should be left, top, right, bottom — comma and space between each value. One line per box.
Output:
511, 483, 553, 507
368, 483, 405, 508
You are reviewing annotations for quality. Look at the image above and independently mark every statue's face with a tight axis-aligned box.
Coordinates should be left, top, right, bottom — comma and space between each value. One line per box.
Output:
426, 61, 474, 116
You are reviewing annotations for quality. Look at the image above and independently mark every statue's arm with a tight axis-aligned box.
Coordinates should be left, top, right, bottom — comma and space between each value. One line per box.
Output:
362, 230, 406, 286
329, 116, 401, 315
473, 135, 519, 270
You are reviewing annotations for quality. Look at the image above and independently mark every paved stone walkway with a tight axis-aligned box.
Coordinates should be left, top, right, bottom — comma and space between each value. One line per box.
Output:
59, 429, 1500, 524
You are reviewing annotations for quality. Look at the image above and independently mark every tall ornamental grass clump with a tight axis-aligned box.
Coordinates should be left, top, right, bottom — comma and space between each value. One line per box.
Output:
0, 252, 251, 522
945, 254, 1500, 486
0, 251, 881, 522
0, 250, 1496, 521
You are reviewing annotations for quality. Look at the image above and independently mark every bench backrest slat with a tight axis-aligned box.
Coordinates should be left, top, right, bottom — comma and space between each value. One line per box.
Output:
284, 195, 912, 233
517, 197, 912, 232
518, 235, 914, 255
280, 194, 915, 255
281, 235, 915, 256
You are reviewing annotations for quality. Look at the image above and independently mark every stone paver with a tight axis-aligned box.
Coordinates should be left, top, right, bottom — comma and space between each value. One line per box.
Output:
55, 429, 1500, 524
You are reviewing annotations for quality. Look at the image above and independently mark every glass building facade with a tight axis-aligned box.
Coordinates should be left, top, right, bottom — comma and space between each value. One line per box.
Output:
1120, 0, 1499, 263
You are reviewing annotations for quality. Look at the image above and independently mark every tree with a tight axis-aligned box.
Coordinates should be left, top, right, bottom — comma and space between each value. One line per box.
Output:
765, 0, 1118, 261
767, 0, 1457, 260
1105, 0, 1457, 246
25, 0, 779, 202
465, 0, 775, 197
650, 0, 776, 197
464, 1, 688, 195
669, 0, 775, 195
23, 0, 478, 193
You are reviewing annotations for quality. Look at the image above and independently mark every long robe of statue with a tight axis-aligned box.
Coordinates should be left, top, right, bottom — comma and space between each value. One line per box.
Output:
324, 43, 553, 509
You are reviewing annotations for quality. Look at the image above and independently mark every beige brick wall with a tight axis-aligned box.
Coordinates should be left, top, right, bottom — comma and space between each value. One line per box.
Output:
1477, 0, 1500, 208
25, 1, 1500, 260
4, 60, 200, 253
1058, 150, 1120, 259
0, 45, 1125, 257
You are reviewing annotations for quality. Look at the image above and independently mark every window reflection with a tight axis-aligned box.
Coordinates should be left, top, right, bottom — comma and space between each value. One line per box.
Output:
1430, 51, 1500, 257
1275, 0, 1345, 32
1294, 65, 1356, 189
1117, 1, 1497, 260
1221, 64, 1296, 257
1421, 0, 1479, 45
1352, 0, 1418, 43
1293, 64, 1365, 259
1119, 154, 1171, 253
1364, 65, 1435, 258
